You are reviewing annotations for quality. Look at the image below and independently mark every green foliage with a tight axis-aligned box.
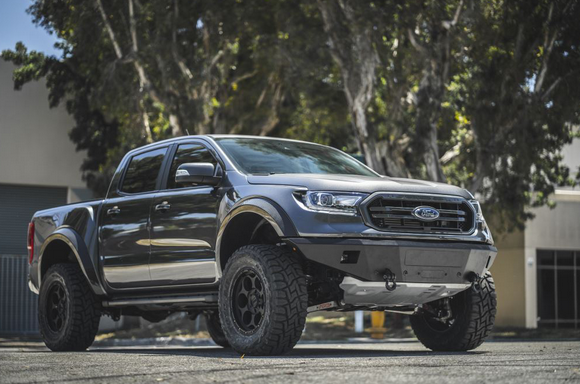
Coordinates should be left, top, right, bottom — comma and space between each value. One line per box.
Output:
2, 0, 579, 230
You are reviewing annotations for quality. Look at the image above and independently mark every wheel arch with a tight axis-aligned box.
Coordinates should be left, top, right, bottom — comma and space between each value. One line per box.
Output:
216, 198, 298, 274
38, 228, 106, 296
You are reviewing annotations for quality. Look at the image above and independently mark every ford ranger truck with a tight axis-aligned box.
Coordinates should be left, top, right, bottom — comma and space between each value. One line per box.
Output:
27, 135, 497, 355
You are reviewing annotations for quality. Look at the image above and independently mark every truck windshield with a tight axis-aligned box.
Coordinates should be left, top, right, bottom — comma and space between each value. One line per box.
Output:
214, 137, 379, 177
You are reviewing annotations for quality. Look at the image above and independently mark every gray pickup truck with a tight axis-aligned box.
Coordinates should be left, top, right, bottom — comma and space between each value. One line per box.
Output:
27, 135, 497, 355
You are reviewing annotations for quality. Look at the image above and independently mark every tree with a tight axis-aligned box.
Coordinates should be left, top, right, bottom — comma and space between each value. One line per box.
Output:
3, 0, 346, 195
458, 0, 580, 228
316, 0, 579, 229
3, 0, 579, 229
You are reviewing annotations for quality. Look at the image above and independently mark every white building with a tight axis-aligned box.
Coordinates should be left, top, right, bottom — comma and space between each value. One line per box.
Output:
0, 61, 92, 333
493, 139, 580, 329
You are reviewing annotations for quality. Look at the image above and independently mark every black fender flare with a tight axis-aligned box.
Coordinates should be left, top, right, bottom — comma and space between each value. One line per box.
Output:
38, 227, 106, 296
216, 198, 298, 274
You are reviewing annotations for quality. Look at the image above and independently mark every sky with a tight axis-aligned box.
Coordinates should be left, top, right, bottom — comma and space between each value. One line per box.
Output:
0, 0, 60, 56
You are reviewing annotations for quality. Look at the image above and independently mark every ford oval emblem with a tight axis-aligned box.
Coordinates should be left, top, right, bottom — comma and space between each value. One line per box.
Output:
412, 206, 440, 221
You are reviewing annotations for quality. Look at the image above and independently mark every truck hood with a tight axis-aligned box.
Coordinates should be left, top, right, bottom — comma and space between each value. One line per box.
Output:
246, 174, 472, 199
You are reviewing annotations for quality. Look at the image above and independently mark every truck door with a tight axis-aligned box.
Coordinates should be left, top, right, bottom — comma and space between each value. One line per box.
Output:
149, 142, 220, 285
99, 146, 168, 288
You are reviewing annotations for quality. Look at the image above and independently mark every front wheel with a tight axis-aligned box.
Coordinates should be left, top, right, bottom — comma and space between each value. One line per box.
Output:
218, 245, 308, 355
38, 264, 101, 351
410, 272, 497, 351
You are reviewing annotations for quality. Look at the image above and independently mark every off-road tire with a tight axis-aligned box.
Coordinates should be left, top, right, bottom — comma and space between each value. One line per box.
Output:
219, 244, 308, 355
205, 311, 230, 348
38, 264, 101, 351
410, 272, 497, 351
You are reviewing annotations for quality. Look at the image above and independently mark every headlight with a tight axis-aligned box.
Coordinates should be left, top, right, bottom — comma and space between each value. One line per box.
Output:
469, 199, 493, 243
302, 191, 367, 215
469, 200, 484, 222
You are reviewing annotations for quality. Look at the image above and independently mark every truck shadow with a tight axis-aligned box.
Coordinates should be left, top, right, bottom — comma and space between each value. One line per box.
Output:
87, 346, 486, 359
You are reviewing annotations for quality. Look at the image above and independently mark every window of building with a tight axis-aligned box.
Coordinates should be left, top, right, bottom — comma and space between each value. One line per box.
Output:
537, 249, 579, 328
166, 144, 217, 189
121, 147, 167, 194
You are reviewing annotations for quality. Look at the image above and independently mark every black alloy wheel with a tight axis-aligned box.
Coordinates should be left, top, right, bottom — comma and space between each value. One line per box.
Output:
38, 264, 101, 351
46, 281, 68, 333
218, 244, 308, 355
231, 269, 265, 333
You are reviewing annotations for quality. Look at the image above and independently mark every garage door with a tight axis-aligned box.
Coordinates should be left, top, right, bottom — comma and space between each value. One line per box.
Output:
0, 184, 67, 334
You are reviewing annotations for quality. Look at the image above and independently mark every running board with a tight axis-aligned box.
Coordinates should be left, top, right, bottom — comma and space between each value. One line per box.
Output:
102, 294, 218, 307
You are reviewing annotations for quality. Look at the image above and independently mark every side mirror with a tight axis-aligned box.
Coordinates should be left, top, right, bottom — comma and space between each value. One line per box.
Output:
175, 162, 221, 186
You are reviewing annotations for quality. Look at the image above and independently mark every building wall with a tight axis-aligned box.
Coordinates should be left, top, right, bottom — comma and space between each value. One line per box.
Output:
0, 61, 88, 194
488, 137, 580, 328
490, 191, 580, 328
523, 191, 580, 328
490, 225, 527, 327
0, 62, 104, 335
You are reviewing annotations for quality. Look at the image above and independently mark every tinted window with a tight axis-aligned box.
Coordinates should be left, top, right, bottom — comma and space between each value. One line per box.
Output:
167, 144, 217, 189
215, 138, 378, 177
556, 251, 574, 267
121, 147, 167, 193
537, 250, 555, 266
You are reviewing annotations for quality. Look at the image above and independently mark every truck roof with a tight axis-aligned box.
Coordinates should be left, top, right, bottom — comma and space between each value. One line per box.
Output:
124, 134, 329, 157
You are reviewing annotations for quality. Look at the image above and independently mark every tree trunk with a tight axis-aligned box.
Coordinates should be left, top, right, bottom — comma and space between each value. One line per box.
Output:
414, 71, 446, 182
317, 0, 386, 174
406, 1, 464, 182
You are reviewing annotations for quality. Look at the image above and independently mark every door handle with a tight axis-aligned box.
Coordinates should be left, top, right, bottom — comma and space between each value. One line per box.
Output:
107, 206, 121, 216
155, 202, 171, 212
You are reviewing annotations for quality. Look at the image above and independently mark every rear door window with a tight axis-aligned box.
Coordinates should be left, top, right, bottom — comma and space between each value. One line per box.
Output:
121, 147, 168, 194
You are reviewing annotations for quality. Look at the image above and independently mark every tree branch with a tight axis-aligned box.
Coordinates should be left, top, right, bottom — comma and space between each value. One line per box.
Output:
171, 0, 194, 82
95, 0, 123, 59
442, 0, 464, 29
534, 2, 557, 94
407, 28, 427, 56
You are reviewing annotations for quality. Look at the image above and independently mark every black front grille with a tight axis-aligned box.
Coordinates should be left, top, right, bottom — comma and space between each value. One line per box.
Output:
363, 194, 475, 234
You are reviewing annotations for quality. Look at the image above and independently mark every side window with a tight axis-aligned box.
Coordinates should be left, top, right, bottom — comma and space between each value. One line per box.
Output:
167, 144, 217, 189
120, 147, 167, 194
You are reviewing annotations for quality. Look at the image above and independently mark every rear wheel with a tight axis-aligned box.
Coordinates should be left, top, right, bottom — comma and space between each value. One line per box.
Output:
410, 272, 497, 351
38, 264, 101, 351
205, 311, 229, 348
218, 245, 307, 355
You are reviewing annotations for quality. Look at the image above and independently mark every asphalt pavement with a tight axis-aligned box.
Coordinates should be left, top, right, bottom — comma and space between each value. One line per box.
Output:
0, 340, 579, 383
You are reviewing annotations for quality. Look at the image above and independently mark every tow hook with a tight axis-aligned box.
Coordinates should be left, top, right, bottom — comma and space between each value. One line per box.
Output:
467, 271, 481, 292
382, 269, 397, 291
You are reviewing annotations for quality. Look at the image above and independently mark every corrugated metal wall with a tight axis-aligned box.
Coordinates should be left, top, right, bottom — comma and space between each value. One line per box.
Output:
0, 255, 39, 334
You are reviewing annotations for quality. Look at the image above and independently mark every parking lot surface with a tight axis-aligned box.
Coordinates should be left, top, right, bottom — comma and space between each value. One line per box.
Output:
0, 340, 579, 383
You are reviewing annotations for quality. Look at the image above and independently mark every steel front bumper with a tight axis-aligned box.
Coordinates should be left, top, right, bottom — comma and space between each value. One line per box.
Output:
286, 237, 497, 306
